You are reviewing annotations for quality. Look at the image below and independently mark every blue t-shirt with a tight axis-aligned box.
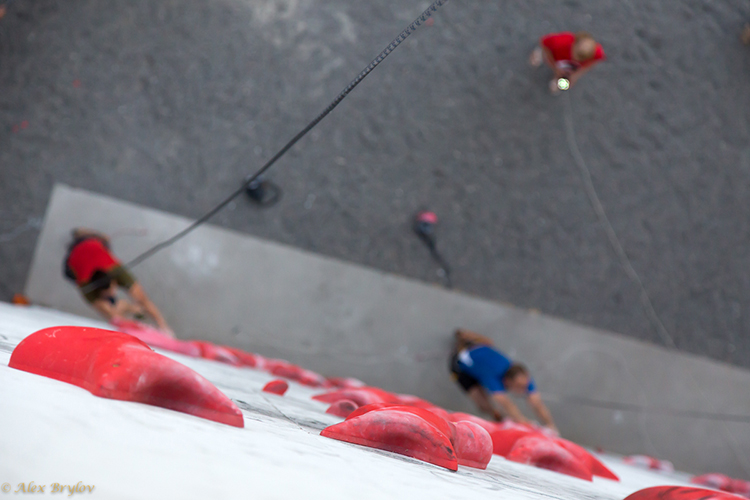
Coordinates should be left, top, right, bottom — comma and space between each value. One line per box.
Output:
456, 345, 536, 394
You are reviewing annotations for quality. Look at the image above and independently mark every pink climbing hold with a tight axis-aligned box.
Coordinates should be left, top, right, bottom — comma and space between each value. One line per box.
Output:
9, 326, 243, 427
321, 408, 458, 471
506, 435, 593, 481
452, 420, 493, 469
623, 486, 748, 500
326, 399, 359, 418
110, 318, 201, 357
223, 346, 265, 368
692, 474, 750, 497
189, 341, 242, 366
263, 379, 289, 396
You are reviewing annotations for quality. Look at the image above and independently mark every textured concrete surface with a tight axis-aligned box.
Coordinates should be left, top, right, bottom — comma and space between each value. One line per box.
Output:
1, 1, 749, 365
24, 185, 750, 479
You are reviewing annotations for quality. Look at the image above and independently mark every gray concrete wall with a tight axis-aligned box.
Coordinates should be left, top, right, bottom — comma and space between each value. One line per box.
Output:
26, 184, 750, 479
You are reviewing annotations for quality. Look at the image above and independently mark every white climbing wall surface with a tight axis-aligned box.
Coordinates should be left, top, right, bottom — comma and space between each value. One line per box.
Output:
0, 302, 696, 500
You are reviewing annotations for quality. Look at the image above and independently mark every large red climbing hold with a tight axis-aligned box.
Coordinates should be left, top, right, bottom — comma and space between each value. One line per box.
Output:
321, 408, 458, 471
326, 399, 359, 418
263, 379, 289, 396
553, 438, 619, 481
506, 435, 593, 481
623, 486, 748, 500
189, 341, 242, 366
9, 326, 244, 427
110, 318, 201, 357
452, 420, 493, 469
345, 404, 456, 442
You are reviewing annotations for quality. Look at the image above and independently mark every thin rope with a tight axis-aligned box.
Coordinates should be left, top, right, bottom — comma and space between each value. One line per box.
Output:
562, 92, 675, 349
562, 91, 750, 475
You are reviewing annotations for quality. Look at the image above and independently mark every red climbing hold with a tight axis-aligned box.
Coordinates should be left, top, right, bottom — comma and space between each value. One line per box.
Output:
488, 424, 542, 457
326, 399, 359, 418
313, 387, 399, 407
506, 435, 593, 481
553, 438, 619, 481
452, 420, 493, 469
447, 412, 501, 435
321, 408, 458, 471
189, 341, 242, 366
692, 474, 750, 496
345, 404, 456, 441
394, 394, 436, 409
623, 455, 675, 472
262, 379, 289, 395
623, 486, 748, 500
264, 359, 326, 387
222, 347, 264, 368
326, 377, 366, 389
110, 318, 201, 357
9, 326, 244, 427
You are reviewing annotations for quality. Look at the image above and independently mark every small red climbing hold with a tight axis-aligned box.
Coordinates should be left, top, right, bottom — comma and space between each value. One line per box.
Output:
326, 377, 366, 389
263, 379, 289, 396
9, 326, 243, 427
313, 387, 399, 407
189, 341, 242, 366
110, 318, 200, 357
326, 399, 359, 418
623, 486, 748, 500
506, 435, 593, 481
223, 347, 264, 368
321, 408, 458, 471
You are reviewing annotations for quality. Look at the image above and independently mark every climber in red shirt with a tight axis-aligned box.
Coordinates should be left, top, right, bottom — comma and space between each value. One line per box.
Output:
530, 31, 606, 93
64, 228, 174, 336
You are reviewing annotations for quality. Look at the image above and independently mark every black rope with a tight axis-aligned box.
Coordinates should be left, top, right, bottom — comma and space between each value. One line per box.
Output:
81, 0, 450, 294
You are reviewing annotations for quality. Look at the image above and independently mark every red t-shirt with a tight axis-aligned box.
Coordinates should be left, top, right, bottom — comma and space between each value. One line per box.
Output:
66, 238, 120, 285
541, 32, 605, 69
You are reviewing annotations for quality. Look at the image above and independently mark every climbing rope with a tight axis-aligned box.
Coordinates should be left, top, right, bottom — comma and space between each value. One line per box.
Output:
124, 1, 448, 269
562, 92, 675, 349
